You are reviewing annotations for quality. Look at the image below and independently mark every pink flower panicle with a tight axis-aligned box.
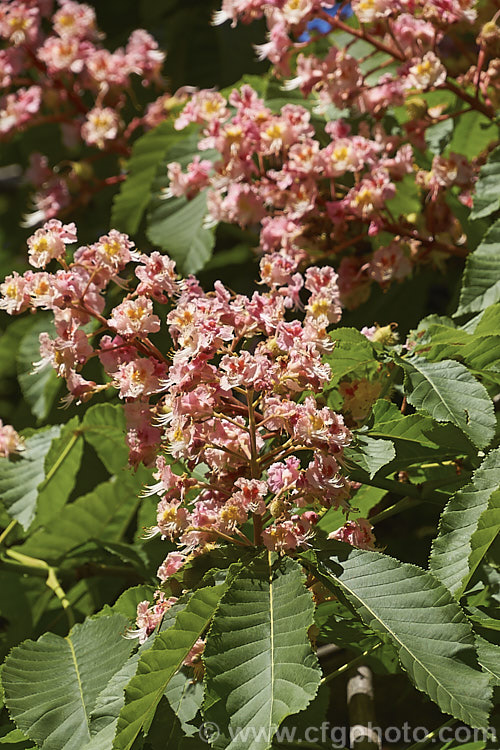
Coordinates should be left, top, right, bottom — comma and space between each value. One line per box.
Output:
0, 222, 366, 581
0, 0, 169, 225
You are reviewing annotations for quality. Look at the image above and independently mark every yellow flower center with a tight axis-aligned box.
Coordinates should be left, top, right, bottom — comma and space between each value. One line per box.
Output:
101, 240, 120, 257
353, 188, 373, 208
309, 298, 330, 318
266, 123, 284, 139
126, 305, 146, 321
309, 413, 325, 432
57, 14, 75, 27
161, 506, 178, 524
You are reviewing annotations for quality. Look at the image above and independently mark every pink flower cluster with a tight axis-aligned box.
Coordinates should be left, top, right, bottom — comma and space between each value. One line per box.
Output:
161, 0, 499, 306
0, 0, 179, 225
167, 75, 476, 307
1, 220, 375, 586
214, 0, 475, 73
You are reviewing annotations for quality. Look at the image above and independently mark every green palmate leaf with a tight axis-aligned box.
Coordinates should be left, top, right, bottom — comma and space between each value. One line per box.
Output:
17, 471, 144, 563
476, 636, 500, 686
473, 303, 500, 335
467, 606, 500, 633
204, 554, 321, 750
471, 146, 500, 220
0, 728, 33, 746
111, 121, 187, 235
411, 319, 500, 384
0, 425, 60, 529
456, 220, 500, 316
344, 434, 395, 479
323, 328, 378, 386
429, 449, 500, 597
17, 317, 60, 421
398, 355, 495, 449
385, 174, 421, 219
86, 654, 140, 750
367, 400, 473, 468
33, 416, 84, 528
0, 571, 49, 662
0, 317, 33, 380
164, 668, 204, 736
3, 615, 134, 750
467, 491, 500, 591
146, 696, 206, 750
81, 403, 128, 475
448, 110, 496, 161
113, 585, 226, 750
314, 548, 492, 728
111, 586, 156, 621
147, 189, 214, 276
146, 131, 217, 275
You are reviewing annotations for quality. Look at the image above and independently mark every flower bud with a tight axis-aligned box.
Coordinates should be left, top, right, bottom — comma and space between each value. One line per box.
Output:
405, 97, 428, 121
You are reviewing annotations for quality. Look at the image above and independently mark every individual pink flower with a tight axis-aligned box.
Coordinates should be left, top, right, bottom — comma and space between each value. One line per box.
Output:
124, 401, 162, 468
267, 456, 301, 493
231, 477, 268, 514
183, 638, 205, 669
108, 296, 161, 338
114, 357, 165, 399
0, 47, 25, 88
157, 551, 187, 581
0, 421, 24, 458
91, 230, 135, 272
0, 86, 42, 136
85, 48, 129, 87
262, 520, 300, 551
369, 242, 412, 285
27, 219, 77, 269
135, 252, 178, 302
352, 0, 391, 23
328, 518, 376, 550
129, 592, 178, 644
174, 90, 229, 130
81, 107, 121, 149
126, 29, 165, 80
405, 52, 447, 92
0, 3, 40, 45
52, 1, 96, 39
0, 272, 31, 314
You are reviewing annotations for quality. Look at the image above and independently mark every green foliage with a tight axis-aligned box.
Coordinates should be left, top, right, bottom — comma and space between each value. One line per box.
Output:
204, 554, 321, 750
476, 636, 500, 686
314, 547, 492, 727
471, 146, 500, 220
0, 426, 60, 529
367, 400, 473, 470
16, 318, 60, 422
111, 122, 187, 236
146, 132, 217, 275
456, 220, 500, 316
448, 110, 496, 160
398, 355, 495, 449
113, 586, 225, 750
344, 433, 395, 478
81, 404, 128, 475
17, 471, 145, 563
147, 190, 215, 276
323, 328, 378, 386
2, 615, 134, 750
33, 417, 84, 528
430, 449, 500, 597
